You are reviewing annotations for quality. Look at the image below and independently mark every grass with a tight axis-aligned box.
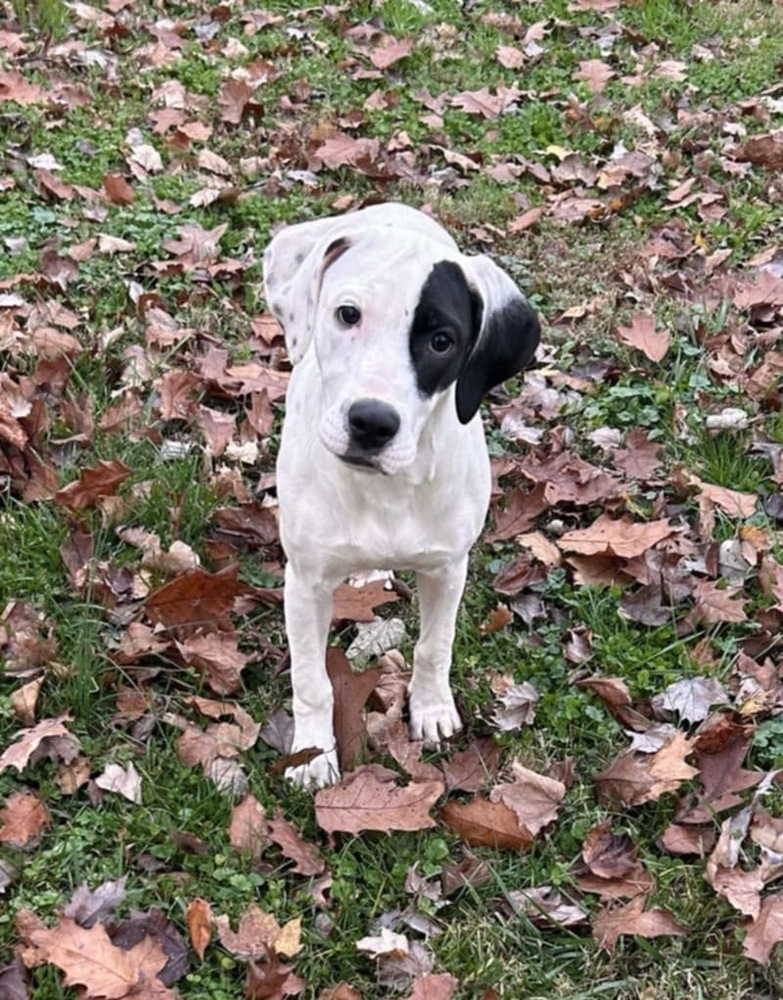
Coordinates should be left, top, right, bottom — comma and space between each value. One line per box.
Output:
2, 0, 783, 996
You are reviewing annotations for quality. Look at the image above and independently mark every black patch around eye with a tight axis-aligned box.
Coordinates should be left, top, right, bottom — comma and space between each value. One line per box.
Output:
409, 261, 478, 397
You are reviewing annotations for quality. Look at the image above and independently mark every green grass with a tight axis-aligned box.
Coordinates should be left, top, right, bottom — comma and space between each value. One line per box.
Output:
2, 0, 783, 996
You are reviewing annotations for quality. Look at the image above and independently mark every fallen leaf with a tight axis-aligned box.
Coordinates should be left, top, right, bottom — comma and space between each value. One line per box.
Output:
489, 762, 565, 838
186, 899, 213, 962
0, 714, 75, 773
616, 314, 671, 362
31, 917, 173, 998
743, 891, 783, 965
441, 796, 533, 851
229, 794, 268, 861
592, 896, 686, 950
63, 877, 127, 928
216, 904, 302, 959
558, 514, 676, 559
0, 791, 50, 848
315, 765, 444, 834
52, 459, 131, 511
652, 676, 729, 724
403, 972, 459, 1000
268, 809, 325, 876
95, 761, 142, 804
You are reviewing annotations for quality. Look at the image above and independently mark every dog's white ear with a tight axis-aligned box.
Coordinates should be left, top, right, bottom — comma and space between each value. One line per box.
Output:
455, 254, 540, 424
263, 217, 351, 364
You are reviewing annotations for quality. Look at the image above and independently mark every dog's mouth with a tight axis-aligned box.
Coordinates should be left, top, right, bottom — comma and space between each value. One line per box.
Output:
339, 452, 385, 473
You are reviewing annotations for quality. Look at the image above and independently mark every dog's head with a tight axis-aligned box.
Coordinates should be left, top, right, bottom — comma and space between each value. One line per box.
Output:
263, 203, 540, 474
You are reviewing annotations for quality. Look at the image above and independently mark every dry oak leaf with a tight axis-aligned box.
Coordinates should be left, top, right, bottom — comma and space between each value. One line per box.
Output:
489, 762, 565, 838
175, 631, 249, 695
404, 973, 459, 1000
451, 85, 521, 119
592, 896, 686, 951
573, 58, 615, 94
686, 475, 757, 520
215, 904, 302, 960
369, 35, 413, 69
229, 793, 269, 861
143, 565, 251, 631
95, 762, 142, 804
315, 765, 444, 834
186, 898, 213, 962
332, 579, 400, 623
326, 647, 382, 771
734, 131, 783, 171
53, 459, 131, 511
616, 313, 670, 362
0, 714, 75, 773
441, 738, 502, 793
63, 877, 127, 928
441, 796, 533, 851
30, 917, 174, 999
652, 676, 729, 724
558, 514, 676, 559
102, 173, 135, 205
0, 791, 50, 848
268, 808, 325, 876
688, 580, 748, 625
743, 891, 783, 965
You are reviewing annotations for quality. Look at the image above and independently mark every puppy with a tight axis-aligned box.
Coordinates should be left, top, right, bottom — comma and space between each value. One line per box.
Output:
264, 203, 539, 786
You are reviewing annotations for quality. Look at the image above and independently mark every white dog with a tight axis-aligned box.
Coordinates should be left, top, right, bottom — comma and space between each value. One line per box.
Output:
264, 203, 539, 787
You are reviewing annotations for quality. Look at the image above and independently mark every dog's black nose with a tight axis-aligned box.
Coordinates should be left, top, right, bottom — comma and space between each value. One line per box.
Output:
347, 399, 400, 450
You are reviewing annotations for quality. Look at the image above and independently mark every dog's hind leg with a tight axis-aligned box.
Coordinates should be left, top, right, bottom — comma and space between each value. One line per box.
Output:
283, 564, 340, 787
408, 556, 468, 744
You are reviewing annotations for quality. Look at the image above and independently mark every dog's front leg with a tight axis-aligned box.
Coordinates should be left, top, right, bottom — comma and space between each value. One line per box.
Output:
283, 563, 340, 787
408, 556, 468, 744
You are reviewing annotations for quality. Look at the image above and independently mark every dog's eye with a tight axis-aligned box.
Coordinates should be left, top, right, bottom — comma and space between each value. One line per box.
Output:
336, 305, 361, 327
430, 331, 454, 353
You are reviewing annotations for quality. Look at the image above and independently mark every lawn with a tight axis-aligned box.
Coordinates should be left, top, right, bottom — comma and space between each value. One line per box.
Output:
1, 0, 783, 997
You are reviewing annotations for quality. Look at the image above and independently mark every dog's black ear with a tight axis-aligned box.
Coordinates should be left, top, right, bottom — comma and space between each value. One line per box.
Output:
455, 255, 540, 424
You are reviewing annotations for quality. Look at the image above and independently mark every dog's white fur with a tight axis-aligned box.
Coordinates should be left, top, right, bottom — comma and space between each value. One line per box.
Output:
264, 203, 538, 786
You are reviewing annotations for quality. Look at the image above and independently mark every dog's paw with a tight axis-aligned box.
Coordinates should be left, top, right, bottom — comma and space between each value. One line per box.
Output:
408, 687, 462, 745
285, 748, 341, 789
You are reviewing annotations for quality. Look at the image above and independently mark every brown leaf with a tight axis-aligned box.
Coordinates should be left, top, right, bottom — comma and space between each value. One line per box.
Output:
0, 956, 28, 1000
327, 647, 382, 771
592, 896, 686, 950
441, 739, 502, 793
573, 58, 615, 94
559, 514, 676, 559
0, 714, 74, 773
216, 904, 302, 960
441, 796, 533, 851
268, 809, 325, 876
218, 79, 255, 124
144, 566, 250, 632
332, 580, 400, 623
451, 85, 520, 119
186, 898, 213, 961
102, 173, 135, 205
660, 822, 716, 856
743, 891, 783, 965
404, 973, 459, 1000
616, 313, 670, 362
0, 791, 50, 848
30, 917, 173, 998
688, 580, 747, 625
315, 765, 444, 834
176, 631, 249, 695
95, 761, 142, 803
63, 877, 127, 928
478, 603, 513, 635
53, 459, 131, 511
369, 35, 412, 69
318, 986, 362, 1000
229, 794, 269, 861
489, 763, 565, 838
734, 131, 783, 170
